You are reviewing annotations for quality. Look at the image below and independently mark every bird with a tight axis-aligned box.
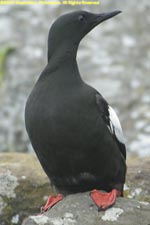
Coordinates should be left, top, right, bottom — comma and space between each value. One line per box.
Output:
25, 10, 127, 212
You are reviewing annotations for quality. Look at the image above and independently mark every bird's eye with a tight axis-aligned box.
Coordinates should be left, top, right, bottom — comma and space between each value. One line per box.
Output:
78, 15, 84, 22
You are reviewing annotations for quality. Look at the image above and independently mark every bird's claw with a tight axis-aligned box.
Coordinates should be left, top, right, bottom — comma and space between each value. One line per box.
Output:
90, 189, 121, 210
41, 194, 63, 213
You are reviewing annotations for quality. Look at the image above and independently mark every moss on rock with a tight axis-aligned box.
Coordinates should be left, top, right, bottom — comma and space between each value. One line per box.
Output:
126, 156, 150, 202
0, 46, 15, 85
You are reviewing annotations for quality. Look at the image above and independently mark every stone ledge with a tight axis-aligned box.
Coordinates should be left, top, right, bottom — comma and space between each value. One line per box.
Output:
0, 153, 149, 225
22, 192, 150, 225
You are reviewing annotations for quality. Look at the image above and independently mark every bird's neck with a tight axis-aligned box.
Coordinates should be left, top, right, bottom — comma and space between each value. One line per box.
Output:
47, 42, 81, 77
48, 38, 80, 64
48, 41, 78, 61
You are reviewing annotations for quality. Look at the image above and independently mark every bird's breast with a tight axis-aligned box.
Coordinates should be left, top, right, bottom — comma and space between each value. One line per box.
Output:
25, 84, 101, 151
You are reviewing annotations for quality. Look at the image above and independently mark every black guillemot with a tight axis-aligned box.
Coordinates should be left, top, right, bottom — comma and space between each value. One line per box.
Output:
25, 10, 126, 212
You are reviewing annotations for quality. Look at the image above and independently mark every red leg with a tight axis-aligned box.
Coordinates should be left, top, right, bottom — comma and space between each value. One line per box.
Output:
41, 194, 63, 213
90, 189, 121, 210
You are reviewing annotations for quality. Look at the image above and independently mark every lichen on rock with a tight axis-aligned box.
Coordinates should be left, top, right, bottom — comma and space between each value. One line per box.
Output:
101, 207, 124, 221
0, 170, 18, 199
0, 153, 52, 225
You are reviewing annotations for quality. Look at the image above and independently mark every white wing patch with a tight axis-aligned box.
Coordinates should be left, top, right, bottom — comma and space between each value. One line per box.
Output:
108, 106, 125, 144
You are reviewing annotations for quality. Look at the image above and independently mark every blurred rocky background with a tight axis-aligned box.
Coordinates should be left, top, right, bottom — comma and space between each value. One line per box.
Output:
0, 0, 150, 156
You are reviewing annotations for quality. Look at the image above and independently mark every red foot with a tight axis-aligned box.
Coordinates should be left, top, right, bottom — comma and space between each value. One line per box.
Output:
90, 189, 121, 210
41, 194, 63, 213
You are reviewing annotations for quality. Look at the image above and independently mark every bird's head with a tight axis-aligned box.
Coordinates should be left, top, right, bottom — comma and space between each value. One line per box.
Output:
48, 10, 121, 61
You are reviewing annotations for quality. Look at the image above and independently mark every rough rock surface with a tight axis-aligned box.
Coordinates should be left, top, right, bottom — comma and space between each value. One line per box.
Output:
0, 153, 150, 225
22, 192, 150, 225
0, 153, 51, 225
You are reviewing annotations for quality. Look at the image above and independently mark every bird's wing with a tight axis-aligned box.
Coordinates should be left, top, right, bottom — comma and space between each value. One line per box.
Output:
96, 93, 126, 159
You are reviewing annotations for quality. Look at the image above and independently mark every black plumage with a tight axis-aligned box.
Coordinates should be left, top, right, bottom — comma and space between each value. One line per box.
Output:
25, 10, 126, 196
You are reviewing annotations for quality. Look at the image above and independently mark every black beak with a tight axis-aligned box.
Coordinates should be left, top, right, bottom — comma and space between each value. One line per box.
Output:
93, 10, 122, 26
